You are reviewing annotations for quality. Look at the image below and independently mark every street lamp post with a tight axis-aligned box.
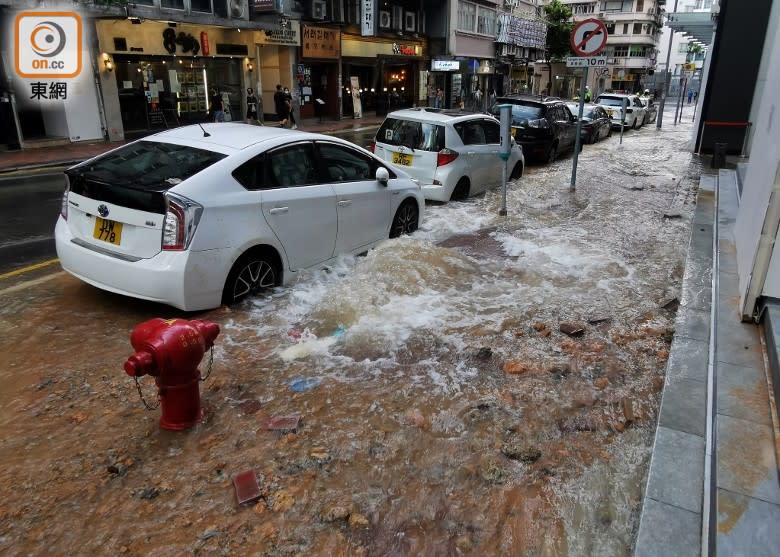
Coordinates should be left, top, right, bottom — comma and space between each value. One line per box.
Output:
657, 0, 680, 130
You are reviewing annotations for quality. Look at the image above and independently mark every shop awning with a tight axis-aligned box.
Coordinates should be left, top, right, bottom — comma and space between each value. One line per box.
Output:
666, 12, 717, 46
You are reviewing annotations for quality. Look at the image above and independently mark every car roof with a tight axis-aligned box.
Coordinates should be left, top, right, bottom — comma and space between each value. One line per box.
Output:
147, 123, 325, 151
386, 108, 496, 123
496, 95, 562, 105
597, 93, 636, 98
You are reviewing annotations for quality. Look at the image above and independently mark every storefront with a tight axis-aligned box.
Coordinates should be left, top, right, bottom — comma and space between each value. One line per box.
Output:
299, 25, 340, 121
341, 34, 426, 117
94, 19, 299, 138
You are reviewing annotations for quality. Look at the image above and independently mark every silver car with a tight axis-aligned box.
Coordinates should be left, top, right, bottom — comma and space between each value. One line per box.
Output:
371, 109, 524, 202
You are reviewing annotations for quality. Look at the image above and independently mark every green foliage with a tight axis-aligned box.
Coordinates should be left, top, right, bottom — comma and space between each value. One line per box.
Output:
544, 0, 574, 61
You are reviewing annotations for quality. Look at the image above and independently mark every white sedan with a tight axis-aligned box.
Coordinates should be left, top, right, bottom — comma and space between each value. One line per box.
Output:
595, 93, 647, 130
55, 124, 424, 311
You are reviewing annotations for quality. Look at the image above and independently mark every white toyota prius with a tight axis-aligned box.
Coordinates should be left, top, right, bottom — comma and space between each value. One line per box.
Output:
55, 124, 424, 311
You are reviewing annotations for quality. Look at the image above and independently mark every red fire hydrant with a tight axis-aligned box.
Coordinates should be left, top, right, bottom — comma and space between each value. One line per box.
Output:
124, 318, 220, 431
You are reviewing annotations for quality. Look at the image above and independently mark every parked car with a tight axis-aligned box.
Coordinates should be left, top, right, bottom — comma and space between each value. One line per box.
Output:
490, 95, 579, 163
371, 108, 524, 202
640, 97, 658, 125
565, 102, 612, 144
595, 93, 647, 130
55, 124, 424, 311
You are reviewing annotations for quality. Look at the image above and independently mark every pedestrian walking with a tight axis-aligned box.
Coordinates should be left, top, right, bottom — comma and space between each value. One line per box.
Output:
473, 86, 482, 111
245, 88, 259, 125
435, 88, 444, 109
687, 90, 693, 104
284, 87, 297, 129
210, 88, 224, 123
584, 86, 592, 102
274, 84, 289, 127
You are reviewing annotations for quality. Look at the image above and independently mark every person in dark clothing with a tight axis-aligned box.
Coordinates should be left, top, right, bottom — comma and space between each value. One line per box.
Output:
246, 88, 259, 124
284, 87, 297, 129
274, 84, 289, 127
210, 88, 224, 122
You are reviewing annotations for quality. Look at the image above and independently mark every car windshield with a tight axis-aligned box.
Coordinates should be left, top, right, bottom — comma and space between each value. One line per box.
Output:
70, 141, 226, 190
376, 118, 443, 152
490, 101, 543, 122
597, 97, 627, 107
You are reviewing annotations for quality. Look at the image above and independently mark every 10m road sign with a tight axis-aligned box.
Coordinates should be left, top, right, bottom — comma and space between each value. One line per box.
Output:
566, 56, 606, 68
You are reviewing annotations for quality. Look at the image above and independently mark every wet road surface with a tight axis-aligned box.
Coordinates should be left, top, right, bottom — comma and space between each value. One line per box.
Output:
0, 113, 701, 556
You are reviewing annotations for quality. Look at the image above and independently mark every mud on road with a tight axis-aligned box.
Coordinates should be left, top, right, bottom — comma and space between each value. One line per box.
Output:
0, 119, 701, 556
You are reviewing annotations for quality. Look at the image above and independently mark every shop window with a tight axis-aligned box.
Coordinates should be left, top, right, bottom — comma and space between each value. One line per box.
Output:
161, 0, 185, 9
191, 0, 212, 13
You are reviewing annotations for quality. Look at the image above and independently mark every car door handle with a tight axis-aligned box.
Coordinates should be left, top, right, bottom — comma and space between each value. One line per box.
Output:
467, 151, 476, 155
269, 207, 289, 215
337, 200, 352, 207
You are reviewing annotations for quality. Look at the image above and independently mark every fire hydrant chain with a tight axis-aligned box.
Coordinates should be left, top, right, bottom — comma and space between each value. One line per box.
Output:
200, 346, 214, 381
134, 375, 160, 410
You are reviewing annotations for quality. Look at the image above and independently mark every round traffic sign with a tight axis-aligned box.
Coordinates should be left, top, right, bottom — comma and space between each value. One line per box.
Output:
570, 18, 609, 57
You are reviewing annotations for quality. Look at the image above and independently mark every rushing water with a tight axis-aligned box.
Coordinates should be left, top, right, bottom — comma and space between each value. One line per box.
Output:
0, 113, 700, 556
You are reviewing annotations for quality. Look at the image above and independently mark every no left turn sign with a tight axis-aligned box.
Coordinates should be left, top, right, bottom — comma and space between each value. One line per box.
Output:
570, 18, 609, 57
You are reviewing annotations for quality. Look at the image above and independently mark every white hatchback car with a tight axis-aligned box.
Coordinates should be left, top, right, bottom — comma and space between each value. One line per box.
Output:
55, 124, 424, 311
595, 93, 647, 130
371, 109, 524, 202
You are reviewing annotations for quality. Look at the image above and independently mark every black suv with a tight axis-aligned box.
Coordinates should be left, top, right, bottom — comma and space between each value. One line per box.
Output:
490, 96, 579, 163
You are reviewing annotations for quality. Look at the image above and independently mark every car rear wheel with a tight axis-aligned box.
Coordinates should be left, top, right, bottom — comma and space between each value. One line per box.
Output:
222, 250, 280, 305
390, 200, 419, 238
510, 161, 524, 180
451, 178, 470, 201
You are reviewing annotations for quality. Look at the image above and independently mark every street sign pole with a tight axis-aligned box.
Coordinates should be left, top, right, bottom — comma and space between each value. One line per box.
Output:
570, 66, 588, 191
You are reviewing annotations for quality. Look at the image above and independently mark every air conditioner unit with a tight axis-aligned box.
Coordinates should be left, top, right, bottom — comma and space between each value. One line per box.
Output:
310, 0, 326, 20
379, 10, 391, 29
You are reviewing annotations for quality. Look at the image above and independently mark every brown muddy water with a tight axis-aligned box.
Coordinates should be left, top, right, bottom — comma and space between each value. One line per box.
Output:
0, 118, 702, 556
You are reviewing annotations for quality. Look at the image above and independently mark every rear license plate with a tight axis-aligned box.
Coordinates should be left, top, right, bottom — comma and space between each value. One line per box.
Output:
392, 152, 412, 166
93, 217, 123, 245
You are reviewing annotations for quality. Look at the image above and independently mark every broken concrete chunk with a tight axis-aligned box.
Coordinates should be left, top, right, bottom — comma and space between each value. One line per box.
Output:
559, 322, 585, 337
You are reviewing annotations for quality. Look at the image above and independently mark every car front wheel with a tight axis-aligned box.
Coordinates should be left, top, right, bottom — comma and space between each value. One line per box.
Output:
390, 200, 419, 238
222, 251, 280, 305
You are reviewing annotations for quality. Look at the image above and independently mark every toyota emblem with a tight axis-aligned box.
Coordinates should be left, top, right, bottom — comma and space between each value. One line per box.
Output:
97, 204, 109, 217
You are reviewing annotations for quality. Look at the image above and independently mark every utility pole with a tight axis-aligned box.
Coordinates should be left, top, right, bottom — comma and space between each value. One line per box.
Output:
657, 0, 680, 130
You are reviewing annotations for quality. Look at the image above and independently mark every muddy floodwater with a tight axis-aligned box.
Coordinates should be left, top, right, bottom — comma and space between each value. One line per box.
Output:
0, 117, 702, 556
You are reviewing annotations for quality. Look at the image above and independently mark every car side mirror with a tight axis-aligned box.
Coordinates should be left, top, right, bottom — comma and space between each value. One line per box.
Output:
376, 166, 390, 185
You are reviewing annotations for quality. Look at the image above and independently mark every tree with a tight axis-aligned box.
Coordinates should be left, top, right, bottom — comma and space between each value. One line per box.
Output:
542, 0, 574, 95
544, 0, 574, 61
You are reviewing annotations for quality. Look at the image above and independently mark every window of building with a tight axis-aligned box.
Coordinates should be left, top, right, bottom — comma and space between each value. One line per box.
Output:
476, 6, 496, 36
191, 0, 212, 12
633, 23, 642, 34
614, 45, 629, 57
636, 0, 644, 12
630, 45, 646, 57
161, 0, 184, 9
132, 0, 153, 4
457, 1, 477, 32
605, 22, 615, 34
623, 23, 629, 34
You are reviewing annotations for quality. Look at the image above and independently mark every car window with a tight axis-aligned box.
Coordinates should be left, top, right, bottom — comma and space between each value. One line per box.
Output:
316, 142, 376, 182
633, 98, 642, 107
597, 96, 625, 107
482, 120, 500, 144
494, 103, 543, 122
456, 121, 487, 145
74, 141, 226, 189
265, 143, 318, 188
376, 117, 444, 152
560, 105, 574, 120
232, 154, 268, 190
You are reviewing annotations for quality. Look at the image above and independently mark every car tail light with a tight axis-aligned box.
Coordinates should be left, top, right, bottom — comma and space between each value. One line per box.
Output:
527, 118, 549, 128
162, 192, 203, 251
369, 140, 376, 153
60, 183, 70, 220
436, 148, 459, 167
